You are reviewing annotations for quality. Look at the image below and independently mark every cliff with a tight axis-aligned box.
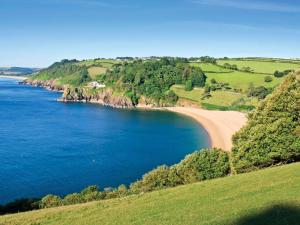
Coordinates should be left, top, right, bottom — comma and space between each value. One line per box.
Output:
60, 87, 134, 108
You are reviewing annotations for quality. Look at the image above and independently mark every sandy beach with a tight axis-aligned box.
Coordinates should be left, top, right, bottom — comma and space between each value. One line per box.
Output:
0, 75, 28, 80
167, 107, 247, 151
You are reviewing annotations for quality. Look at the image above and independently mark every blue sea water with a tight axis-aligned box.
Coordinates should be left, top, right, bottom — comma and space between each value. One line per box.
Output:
0, 78, 210, 204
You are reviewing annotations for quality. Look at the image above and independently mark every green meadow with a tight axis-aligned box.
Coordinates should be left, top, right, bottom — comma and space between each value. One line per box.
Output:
1, 163, 299, 225
217, 59, 300, 74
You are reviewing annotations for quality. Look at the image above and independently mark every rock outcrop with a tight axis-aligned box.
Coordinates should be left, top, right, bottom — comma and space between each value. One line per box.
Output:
22, 79, 64, 92
60, 87, 134, 108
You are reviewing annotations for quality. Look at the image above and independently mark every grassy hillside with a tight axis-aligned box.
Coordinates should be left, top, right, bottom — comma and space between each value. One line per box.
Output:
217, 59, 300, 74
171, 85, 258, 110
192, 62, 283, 91
1, 163, 299, 225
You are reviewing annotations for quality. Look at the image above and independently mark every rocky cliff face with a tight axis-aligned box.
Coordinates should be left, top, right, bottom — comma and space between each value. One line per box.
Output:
22, 79, 64, 92
60, 87, 134, 108
22, 79, 162, 108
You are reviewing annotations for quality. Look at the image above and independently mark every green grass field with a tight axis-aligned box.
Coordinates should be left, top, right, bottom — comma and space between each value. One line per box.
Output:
171, 85, 258, 110
1, 163, 299, 225
206, 71, 283, 91
217, 59, 300, 74
191, 62, 283, 91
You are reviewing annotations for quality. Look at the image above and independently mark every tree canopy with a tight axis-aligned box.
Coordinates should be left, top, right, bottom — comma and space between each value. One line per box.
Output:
232, 71, 300, 173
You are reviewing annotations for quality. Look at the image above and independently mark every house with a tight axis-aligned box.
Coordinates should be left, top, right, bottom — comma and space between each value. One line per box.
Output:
88, 81, 106, 89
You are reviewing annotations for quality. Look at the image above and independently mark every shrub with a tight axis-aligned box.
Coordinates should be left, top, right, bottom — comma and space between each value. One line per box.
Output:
63, 193, 82, 205
173, 149, 230, 184
264, 76, 273, 82
130, 165, 171, 193
40, 195, 62, 208
232, 71, 300, 173
247, 85, 272, 99
210, 78, 217, 84
130, 149, 230, 192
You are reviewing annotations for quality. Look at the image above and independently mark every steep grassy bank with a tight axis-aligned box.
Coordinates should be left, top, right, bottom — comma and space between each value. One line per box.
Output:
1, 162, 299, 225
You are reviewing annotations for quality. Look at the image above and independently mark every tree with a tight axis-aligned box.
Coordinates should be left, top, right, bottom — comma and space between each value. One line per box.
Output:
185, 80, 193, 91
232, 71, 300, 173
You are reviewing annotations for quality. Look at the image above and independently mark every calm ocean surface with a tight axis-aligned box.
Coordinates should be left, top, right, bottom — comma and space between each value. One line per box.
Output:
0, 78, 210, 204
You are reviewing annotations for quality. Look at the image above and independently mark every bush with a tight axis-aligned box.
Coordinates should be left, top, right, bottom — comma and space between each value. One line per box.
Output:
232, 72, 300, 173
247, 85, 272, 99
210, 78, 217, 84
173, 149, 230, 184
40, 195, 62, 208
63, 193, 82, 205
130, 165, 171, 193
264, 76, 273, 82
130, 149, 230, 192
274, 70, 294, 78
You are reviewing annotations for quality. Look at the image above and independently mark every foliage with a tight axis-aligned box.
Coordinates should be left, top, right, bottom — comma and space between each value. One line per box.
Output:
31, 59, 91, 86
172, 149, 230, 185
3, 162, 299, 225
130, 149, 230, 192
100, 58, 206, 106
130, 165, 171, 193
274, 69, 294, 78
264, 75, 273, 82
232, 72, 300, 173
247, 84, 272, 100
40, 195, 62, 208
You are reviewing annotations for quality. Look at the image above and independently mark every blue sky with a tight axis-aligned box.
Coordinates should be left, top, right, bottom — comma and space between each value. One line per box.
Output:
0, 0, 299, 67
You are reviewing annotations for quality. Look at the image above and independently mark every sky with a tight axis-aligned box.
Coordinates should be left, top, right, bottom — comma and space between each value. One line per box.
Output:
0, 0, 300, 67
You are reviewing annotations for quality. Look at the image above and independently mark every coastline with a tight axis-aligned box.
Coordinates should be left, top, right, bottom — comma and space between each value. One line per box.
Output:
0, 75, 28, 80
21, 80, 247, 151
166, 107, 247, 152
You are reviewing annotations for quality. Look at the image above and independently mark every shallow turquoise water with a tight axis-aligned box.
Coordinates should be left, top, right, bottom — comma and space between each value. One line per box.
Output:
0, 78, 210, 204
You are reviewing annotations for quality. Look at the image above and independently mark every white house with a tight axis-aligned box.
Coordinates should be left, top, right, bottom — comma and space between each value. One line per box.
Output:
88, 81, 106, 89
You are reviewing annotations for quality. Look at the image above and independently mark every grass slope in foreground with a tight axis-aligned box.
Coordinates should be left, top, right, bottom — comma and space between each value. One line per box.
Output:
1, 163, 299, 225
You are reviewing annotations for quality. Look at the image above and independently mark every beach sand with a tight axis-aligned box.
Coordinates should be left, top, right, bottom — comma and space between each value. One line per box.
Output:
167, 107, 247, 152
0, 75, 28, 80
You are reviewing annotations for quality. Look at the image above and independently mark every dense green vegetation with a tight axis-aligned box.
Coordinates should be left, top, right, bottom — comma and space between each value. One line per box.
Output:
29, 57, 297, 110
232, 71, 300, 173
99, 58, 207, 106
1, 163, 299, 225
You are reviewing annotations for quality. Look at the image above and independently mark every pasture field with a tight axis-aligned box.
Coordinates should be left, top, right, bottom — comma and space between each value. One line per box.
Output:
217, 59, 300, 74
1, 163, 299, 225
171, 85, 258, 110
88, 66, 107, 79
191, 62, 283, 91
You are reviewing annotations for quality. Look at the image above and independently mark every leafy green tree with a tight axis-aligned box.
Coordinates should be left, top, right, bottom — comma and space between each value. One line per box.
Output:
185, 80, 193, 91
232, 71, 300, 173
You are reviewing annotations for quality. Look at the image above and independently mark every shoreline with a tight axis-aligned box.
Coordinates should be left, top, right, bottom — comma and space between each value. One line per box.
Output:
166, 107, 247, 152
21, 80, 247, 151
0, 75, 28, 80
